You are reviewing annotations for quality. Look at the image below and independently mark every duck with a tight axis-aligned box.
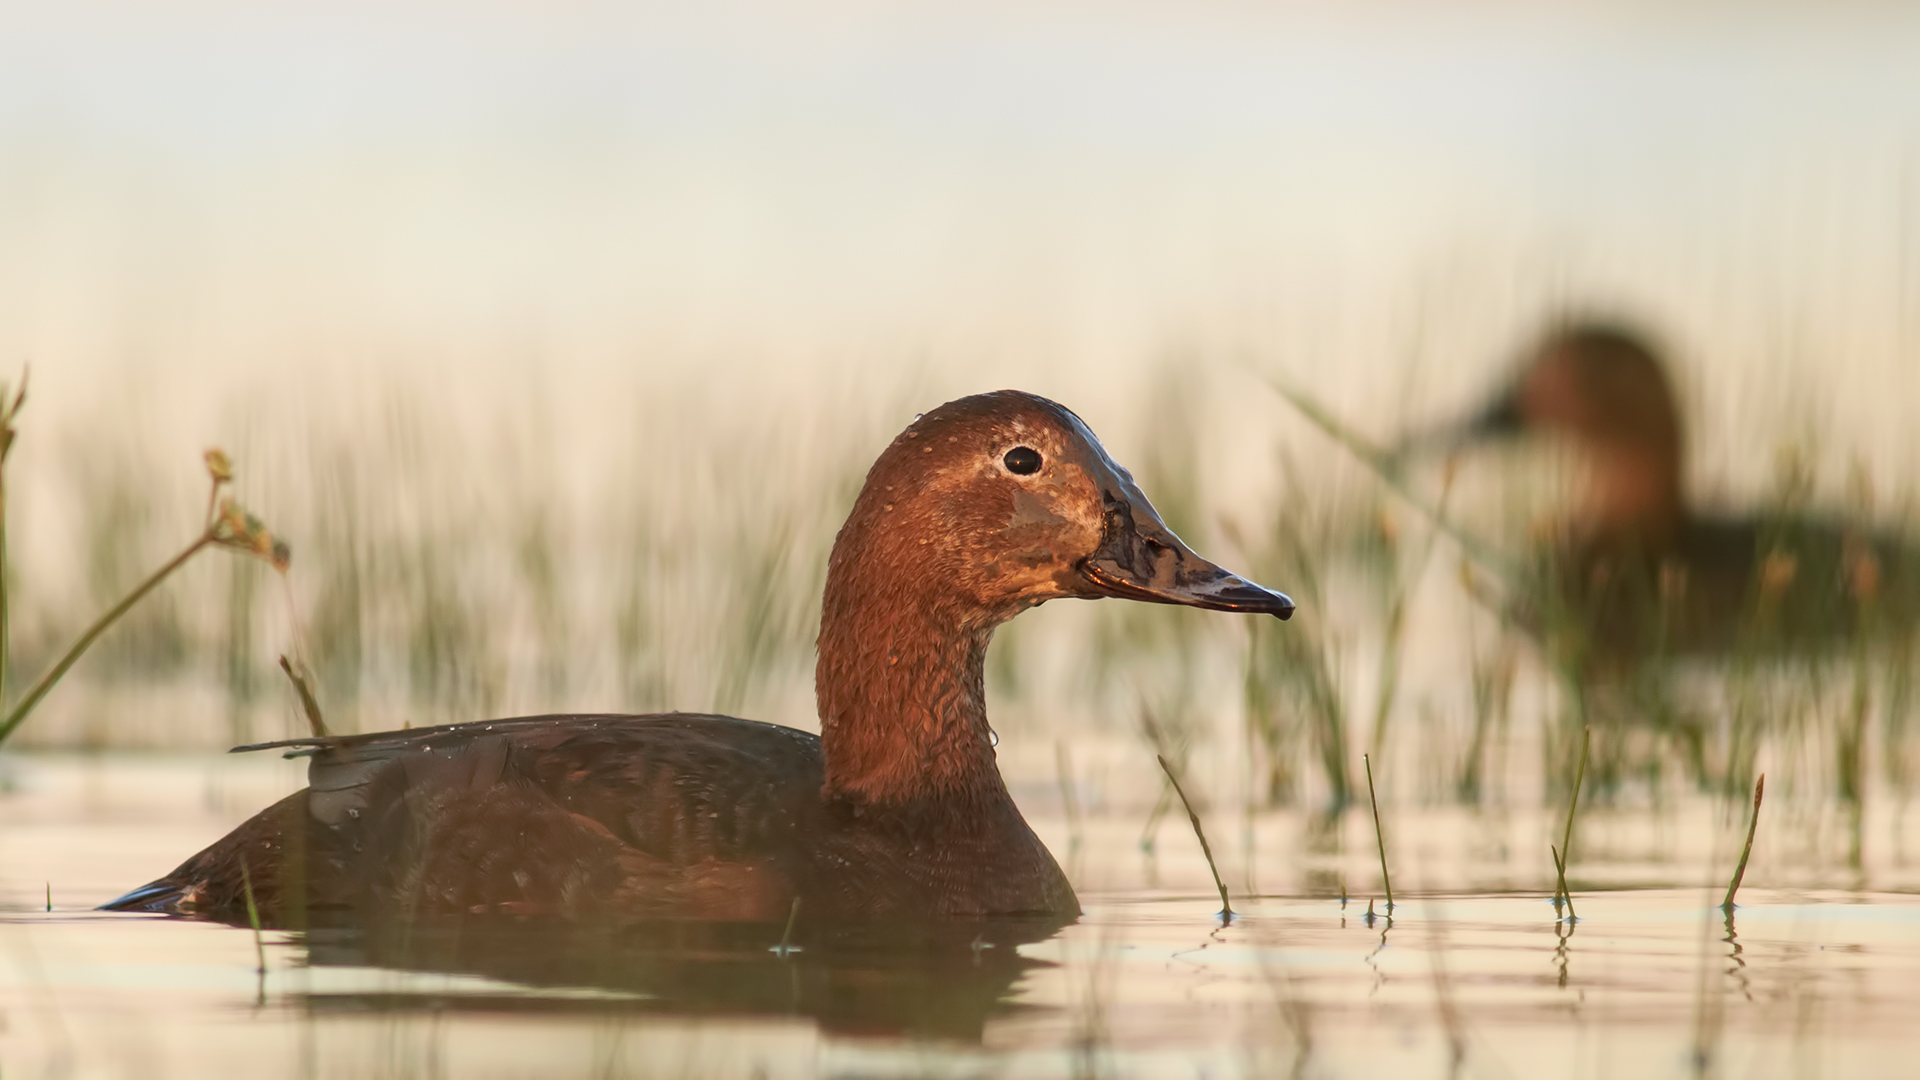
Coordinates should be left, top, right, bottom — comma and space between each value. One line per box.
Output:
103, 390, 1294, 927
1434, 323, 1915, 665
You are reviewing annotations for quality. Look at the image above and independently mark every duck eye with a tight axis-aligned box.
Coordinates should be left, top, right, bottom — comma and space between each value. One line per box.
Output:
1003, 446, 1043, 475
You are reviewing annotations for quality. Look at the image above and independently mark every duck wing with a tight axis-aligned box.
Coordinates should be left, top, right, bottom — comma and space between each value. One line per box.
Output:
1533, 514, 1920, 662
103, 713, 829, 924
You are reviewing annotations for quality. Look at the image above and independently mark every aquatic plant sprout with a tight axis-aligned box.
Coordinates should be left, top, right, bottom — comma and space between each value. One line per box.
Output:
0, 415, 293, 747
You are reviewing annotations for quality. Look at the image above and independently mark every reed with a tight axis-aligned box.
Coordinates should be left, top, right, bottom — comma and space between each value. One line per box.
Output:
1721, 774, 1765, 912
1550, 845, 1574, 923
1368, 476, 1453, 762
1258, 370, 1517, 584
1136, 707, 1191, 855
773, 897, 802, 958
1055, 740, 1084, 859
1553, 727, 1591, 918
277, 654, 330, 739
238, 857, 266, 977
0, 372, 25, 716
1239, 457, 1352, 809
0, 448, 290, 747
1458, 618, 1516, 802
1156, 753, 1232, 921
1363, 752, 1392, 913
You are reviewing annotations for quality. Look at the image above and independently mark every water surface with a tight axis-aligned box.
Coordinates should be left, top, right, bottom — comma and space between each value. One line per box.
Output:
4, 754, 1917, 1078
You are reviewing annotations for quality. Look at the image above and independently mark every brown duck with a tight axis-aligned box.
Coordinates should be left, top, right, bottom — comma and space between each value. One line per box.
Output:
1442, 323, 1915, 663
104, 390, 1293, 926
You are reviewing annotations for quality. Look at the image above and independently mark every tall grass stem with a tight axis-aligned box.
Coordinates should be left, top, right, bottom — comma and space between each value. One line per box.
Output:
1722, 775, 1766, 912
1551, 844, 1575, 922
239, 857, 266, 976
1156, 753, 1232, 920
278, 655, 330, 738
0, 372, 26, 716
1555, 726, 1591, 913
0, 535, 213, 745
1364, 753, 1393, 912
1257, 371, 1517, 583
774, 897, 802, 957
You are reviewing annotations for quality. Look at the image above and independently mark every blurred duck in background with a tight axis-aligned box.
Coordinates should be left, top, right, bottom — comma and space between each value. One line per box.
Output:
1432, 323, 1917, 669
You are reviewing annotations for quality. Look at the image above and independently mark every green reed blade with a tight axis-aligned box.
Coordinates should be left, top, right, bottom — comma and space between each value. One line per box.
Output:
1722, 775, 1766, 912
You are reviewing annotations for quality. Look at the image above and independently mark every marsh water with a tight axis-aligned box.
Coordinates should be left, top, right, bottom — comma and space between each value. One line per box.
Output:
4, 747, 1920, 1079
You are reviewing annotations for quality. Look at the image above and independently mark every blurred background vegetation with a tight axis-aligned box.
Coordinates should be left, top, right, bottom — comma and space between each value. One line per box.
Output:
3, 0, 1919, 831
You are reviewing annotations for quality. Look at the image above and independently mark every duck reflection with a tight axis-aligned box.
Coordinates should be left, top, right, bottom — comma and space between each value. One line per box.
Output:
280, 911, 1062, 1040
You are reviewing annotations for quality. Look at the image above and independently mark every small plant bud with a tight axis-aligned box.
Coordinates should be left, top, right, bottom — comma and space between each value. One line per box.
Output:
216, 498, 248, 540
204, 449, 234, 484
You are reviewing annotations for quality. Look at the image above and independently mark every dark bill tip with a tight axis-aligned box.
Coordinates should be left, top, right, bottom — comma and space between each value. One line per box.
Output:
1387, 387, 1525, 464
1080, 560, 1296, 621
1468, 390, 1525, 439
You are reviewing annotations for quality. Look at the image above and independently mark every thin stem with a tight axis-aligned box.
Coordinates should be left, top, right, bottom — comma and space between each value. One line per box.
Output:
1556, 727, 1591, 910
1258, 370, 1519, 585
1158, 753, 1232, 920
0, 533, 213, 745
1722, 775, 1766, 912
278, 655, 330, 738
773, 897, 802, 957
0, 438, 9, 715
239, 856, 266, 976
0, 375, 22, 715
1551, 844, 1576, 922
1364, 753, 1393, 912
202, 475, 223, 533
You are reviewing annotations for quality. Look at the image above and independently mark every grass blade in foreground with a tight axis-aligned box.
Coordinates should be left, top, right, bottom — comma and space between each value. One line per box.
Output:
1364, 753, 1393, 913
278, 655, 330, 738
1723, 775, 1765, 912
1554, 727, 1591, 920
1157, 754, 1232, 921
0, 371, 26, 716
1255, 368, 1518, 585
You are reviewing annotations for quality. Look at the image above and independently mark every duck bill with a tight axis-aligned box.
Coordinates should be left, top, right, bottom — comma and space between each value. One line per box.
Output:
1075, 494, 1295, 620
1463, 387, 1524, 440
1387, 386, 1525, 465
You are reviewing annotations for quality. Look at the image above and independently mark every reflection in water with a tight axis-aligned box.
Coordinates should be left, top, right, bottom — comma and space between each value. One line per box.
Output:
1723, 909, 1752, 1003
1554, 915, 1577, 990
1363, 910, 1391, 998
11, 755, 1920, 1076
286, 913, 1063, 1041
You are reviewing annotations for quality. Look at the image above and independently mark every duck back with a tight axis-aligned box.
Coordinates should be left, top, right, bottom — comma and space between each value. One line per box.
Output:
1528, 512, 1918, 664
105, 713, 1074, 926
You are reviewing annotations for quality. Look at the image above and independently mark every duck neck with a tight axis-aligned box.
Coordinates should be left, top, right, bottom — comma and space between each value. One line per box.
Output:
815, 592, 1007, 809
1587, 444, 1685, 548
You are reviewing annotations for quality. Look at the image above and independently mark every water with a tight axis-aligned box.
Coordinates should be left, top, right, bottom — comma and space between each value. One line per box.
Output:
4, 754, 1920, 1078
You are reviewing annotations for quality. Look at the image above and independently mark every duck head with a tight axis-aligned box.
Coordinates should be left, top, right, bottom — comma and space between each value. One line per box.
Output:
824, 390, 1294, 631
1419, 324, 1687, 544
1466, 326, 1683, 458
816, 390, 1291, 805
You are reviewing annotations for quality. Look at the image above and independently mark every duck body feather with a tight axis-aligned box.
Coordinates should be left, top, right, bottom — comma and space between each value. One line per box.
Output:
107, 713, 1076, 927
1525, 512, 1917, 665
